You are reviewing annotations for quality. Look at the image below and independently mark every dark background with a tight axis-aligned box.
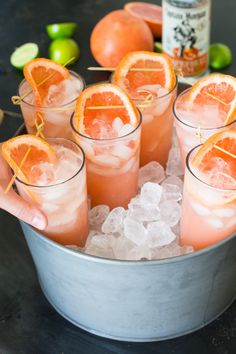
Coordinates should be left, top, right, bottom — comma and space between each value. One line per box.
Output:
0, 0, 236, 353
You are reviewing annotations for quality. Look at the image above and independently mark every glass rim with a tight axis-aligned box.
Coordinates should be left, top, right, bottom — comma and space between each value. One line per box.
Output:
16, 137, 86, 189
173, 87, 236, 130
110, 72, 178, 101
70, 108, 142, 142
18, 70, 85, 110
186, 144, 236, 192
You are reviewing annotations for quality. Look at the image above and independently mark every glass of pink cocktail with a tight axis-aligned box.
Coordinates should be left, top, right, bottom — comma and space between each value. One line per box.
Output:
112, 51, 177, 167
174, 74, 236, 165
19, 60, 84, 138
180, 132, 236, 250
71, 83, 142, 209
15, 137, 89, 246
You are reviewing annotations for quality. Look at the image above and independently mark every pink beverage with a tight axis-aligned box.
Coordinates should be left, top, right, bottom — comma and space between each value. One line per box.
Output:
16, 138, 89, 246
180, 144, 236, 250
174, 88, 236, 165
71, 114, 142, 209
132, 83, 177, 167
19, 71, 84, 138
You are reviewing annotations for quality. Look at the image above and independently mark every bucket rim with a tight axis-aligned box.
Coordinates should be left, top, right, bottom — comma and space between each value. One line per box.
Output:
21, 221, 236, 266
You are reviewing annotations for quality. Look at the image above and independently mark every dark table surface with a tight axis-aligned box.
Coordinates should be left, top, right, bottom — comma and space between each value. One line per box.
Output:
0, 0, 236, 353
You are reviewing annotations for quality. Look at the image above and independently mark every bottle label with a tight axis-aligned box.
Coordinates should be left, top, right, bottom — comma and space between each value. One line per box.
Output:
162, 1, 210, 77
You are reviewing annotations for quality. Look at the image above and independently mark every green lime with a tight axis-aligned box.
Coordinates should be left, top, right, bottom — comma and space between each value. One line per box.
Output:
10, 43, 39, 69
154, 41, 162, 53
49, 38, 80, 65
209, 43, 232, 70
46, 22, 77, 39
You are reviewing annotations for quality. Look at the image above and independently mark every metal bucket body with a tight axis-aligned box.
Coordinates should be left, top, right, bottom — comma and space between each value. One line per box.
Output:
21, 222, 236, 342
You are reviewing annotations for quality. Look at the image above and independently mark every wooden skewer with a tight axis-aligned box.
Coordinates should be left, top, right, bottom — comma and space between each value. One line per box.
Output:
87, 66, 163, 72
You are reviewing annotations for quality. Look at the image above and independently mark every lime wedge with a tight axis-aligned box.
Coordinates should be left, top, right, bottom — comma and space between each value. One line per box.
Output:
10, 43, 39, 70
49, 38, 80, 65
209, 43, 232, 70
46, 23, 77, 39
154, 41, 162, 53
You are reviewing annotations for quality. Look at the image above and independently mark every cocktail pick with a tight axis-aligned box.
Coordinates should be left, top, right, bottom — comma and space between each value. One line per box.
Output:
87, 67, 163, 72
86, 89, 155, 111
11, 57, 76, 105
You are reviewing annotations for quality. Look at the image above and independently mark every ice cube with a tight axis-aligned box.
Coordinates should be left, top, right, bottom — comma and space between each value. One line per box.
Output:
160, 200, 181, 227
94, 154, 120, 167
207, 218, 224, 229
89, 205, 110, 230
151, 243, 193, 260
30, 162, 55, 186
48, 210, 78, 227
123, 217, 147, 245
118, 124, 134, 137
140, 182, 163, 205
166, 147, 184, 176
41, 202, 59, 213
85, 233, 115, 258
212, 208, 235, 218
101, 207, 126, 234
128, 195, 160, 222
162, 175, 183, 190
112, 117, 124, 133
128, 243, 152, 260
112, 144, 133, 160
147, 221, 176, 248
143, 114, 154, 123
111, 236, 135, 260
162, 183, 182, 202
138, 161, 165, 187
190, 201, 211, 216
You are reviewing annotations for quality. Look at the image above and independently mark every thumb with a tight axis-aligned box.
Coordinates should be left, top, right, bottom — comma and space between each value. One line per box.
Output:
0, 189, 47, 230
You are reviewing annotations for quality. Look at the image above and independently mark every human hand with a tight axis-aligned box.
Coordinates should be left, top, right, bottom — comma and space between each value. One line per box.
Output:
0, 146, 47, 229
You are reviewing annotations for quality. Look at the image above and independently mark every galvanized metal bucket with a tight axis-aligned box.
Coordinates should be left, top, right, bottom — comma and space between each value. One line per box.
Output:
20, 221, 236, 342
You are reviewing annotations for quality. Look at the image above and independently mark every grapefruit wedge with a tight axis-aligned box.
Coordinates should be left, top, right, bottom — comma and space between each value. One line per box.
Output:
188, 74, 236, 125
193, 129, 236, 191
124, 2, 162, 38
2, 134, 57, 182
23, 58, 69, 106
113, 51, 176, 98
73, 83, 139, 139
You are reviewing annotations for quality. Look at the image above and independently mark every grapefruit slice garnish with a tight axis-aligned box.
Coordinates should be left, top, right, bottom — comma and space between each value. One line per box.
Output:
192, 130, 236, 202
2, 134, 57, 182
113, 51, 176, 98
124, 2, 162, 37
73, 83, 139, 138
23, 58, 69, 106
188, 74, 236, 125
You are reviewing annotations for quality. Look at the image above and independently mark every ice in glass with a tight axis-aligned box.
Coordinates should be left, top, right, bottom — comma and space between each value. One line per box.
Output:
71, 84, 142, 209
181, 139, 236, 250
16, 138, 89, 246
19, 71, 84, 138
112, 51, 177, 167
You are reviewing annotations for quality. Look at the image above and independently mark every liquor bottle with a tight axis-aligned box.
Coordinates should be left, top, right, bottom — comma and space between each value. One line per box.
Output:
162, 0, 211, 79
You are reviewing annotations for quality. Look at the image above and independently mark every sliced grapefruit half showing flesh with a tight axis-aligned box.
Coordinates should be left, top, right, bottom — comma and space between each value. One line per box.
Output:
124, 2, 162, 38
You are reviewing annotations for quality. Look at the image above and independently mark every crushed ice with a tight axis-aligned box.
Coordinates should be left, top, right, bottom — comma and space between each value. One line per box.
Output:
68, 140, 194, 260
